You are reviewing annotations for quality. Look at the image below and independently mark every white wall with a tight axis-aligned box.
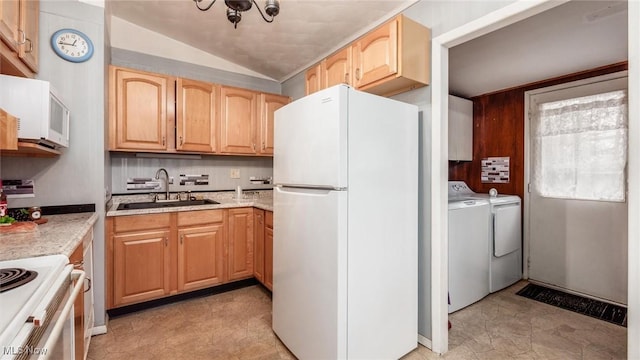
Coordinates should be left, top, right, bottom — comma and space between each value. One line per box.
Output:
110, 16, 275, 81
0, 1, 107, 327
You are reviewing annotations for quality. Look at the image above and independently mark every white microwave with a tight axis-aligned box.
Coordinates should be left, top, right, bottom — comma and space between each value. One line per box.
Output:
0, 74, 70, 148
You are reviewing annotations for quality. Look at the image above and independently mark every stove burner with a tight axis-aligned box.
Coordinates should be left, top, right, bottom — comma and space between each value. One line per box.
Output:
0, 268, 38, 293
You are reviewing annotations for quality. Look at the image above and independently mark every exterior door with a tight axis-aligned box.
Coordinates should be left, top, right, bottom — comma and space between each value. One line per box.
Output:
527, 75, 628, 304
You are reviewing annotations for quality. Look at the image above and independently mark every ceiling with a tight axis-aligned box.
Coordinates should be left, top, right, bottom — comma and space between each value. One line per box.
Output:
449, 0, 628, 98
110, 0, 416, 82
110, 1, 628, 95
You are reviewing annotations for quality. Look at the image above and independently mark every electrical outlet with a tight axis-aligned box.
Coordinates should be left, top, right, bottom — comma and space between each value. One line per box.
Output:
230, 169, 240, 179
168, 177, 174, 184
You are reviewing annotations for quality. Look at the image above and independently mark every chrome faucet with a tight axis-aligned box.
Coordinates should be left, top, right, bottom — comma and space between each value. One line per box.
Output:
155, 168, 170, 201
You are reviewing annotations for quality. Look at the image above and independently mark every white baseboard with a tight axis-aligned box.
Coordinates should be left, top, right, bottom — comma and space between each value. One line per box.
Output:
418, 334, 432, 349
91, 325, 107, 336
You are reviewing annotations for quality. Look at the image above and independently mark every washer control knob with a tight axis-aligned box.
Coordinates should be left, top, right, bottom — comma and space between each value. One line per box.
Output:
489, 188, 498, 197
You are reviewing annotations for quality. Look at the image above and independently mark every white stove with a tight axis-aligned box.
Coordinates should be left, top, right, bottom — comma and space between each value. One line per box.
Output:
0, 255, 85, 359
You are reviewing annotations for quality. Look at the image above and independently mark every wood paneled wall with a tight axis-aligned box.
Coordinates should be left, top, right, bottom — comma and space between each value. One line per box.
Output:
448, 62, 628, 202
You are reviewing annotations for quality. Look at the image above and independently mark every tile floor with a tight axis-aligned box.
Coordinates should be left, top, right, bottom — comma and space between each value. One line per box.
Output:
88, 281, 626, 360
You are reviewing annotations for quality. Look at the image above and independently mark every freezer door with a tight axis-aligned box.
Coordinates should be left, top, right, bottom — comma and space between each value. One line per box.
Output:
274, 85, 348, 188
272, 186, 348, 359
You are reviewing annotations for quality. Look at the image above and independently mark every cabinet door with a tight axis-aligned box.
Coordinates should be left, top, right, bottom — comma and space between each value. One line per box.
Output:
258, 93, 289, 155
18, 0, 37, 72
113, 229, 171, 307
110, 66, 171, 151
264, 226, 273, 291
305, 63, 323, 96
220, 86, 258, 154
176, 78, 218, 153
253, 209, 265, 283
82, 241, 94, 359
353, 18, 398, 89
70, 243, 84, 360
227, 208, 254, 281
178, 224, 225, 292
323, 47, 352, 88
448, 95, 473, 161
0, 0, 20, 52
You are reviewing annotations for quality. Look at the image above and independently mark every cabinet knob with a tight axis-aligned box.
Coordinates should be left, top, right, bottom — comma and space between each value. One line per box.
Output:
179, 136, 183, 146
162, 136, 166, 146
164, 237, 168, 246
262, 141, 265, 150
253, 143, 256, 152
355, 68, 361, 81
180, 234, 184, 244
344, 73, 349, 84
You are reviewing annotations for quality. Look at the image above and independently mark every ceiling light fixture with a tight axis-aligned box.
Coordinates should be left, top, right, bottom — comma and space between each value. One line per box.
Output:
194, 0, 280, 29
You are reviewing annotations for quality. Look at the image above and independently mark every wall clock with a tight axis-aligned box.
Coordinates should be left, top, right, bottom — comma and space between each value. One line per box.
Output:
51, 28, 94, 63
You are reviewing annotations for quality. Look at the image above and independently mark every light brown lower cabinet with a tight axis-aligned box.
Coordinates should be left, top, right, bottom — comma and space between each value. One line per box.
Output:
253, 210, 273, 291
227, 208, 254, 281
113, 228, 171, 307
177, 210, 226, 291
264, 211, 273, 291
70, 227, 94, 360
108, 209, 263, 309
253, 209, 265, 284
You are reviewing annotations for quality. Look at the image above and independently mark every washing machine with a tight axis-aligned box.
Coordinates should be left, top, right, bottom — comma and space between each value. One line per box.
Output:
448, 189, 490, 313
449, 181, 522, 293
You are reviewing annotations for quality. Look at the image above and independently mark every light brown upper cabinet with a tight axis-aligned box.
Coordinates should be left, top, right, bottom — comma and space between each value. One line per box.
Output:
259, 93, 290, 155
220, 86, 258, 154
109, 65, 286, 156
109, 66, 173, 152
305, 62, 323, 96
323, 46, 352, 89
17, 0, 37, 72
305, 14, 430, 97
176, 78, 218, 153
353, 15, 430, 96
0, 1, 21, 53
0, 0, 39, 76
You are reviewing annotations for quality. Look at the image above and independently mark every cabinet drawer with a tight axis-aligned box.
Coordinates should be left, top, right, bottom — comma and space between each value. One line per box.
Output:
114, 213, 171, 233
265, 211, 273, 229
177, 209, 224, 227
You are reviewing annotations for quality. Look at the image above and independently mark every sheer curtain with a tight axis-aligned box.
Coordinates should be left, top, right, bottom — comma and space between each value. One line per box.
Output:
532, 89, 628, 202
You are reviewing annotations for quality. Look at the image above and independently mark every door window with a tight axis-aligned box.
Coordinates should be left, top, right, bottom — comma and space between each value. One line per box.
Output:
531, 89, 628, 202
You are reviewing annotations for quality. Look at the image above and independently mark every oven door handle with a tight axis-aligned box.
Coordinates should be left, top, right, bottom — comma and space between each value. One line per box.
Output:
38, 269, 85, 360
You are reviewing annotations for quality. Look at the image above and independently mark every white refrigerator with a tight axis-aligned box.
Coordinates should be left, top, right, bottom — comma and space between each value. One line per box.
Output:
272, 85, 418, 359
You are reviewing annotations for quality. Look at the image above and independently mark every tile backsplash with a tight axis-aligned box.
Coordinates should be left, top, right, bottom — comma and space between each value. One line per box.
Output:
111, 153, 273, 195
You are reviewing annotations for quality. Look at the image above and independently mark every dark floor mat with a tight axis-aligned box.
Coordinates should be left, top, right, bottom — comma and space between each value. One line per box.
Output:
516, 283, 627, 327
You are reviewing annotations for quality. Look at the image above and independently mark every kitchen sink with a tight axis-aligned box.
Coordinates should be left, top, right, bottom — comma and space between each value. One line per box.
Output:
117, 199, 220, 210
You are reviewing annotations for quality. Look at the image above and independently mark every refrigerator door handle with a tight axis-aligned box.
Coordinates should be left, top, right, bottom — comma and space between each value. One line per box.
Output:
276, 184, 347, 191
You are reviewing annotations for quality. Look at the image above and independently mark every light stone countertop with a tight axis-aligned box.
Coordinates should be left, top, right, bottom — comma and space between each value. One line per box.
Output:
0, 212, 98, 261
106, 190, 273, 217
